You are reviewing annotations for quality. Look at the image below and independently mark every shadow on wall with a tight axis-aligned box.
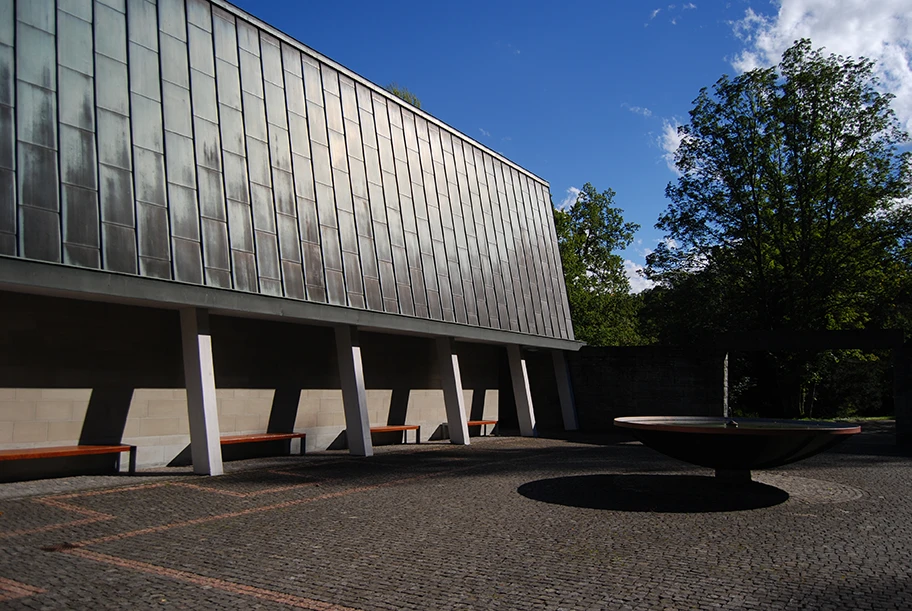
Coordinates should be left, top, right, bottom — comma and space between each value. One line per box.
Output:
1, 292, 548, 478
565, 346, 726, 432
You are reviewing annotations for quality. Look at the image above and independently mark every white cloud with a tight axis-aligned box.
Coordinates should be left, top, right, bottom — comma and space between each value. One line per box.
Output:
624, 260, 655, 293
683, 3, 697, 9
479, 128, 491, 137
557, 186, 581, 211
650, 8, 661, 19
731, 0, 912, 133
660, 119, 684, 174
623, 103, 653, 117
671, 17, 678, 25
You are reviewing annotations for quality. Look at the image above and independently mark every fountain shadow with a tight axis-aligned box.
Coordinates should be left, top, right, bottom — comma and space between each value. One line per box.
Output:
517, 474, 789, 513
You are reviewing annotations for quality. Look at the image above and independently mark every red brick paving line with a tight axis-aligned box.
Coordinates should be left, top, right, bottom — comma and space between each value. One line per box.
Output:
170, 480, 316, 498
0, 576, 46, 602
63, 548, 361, 611
0, 483, 172, 539
6, 447, 523, 609
0, 477, 315, 538
2, 445, 514, 540
73, 462, 489, 547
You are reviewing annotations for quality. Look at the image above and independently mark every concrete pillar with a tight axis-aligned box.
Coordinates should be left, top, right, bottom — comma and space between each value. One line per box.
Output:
507, 344, 536, 437
436, 337, 470, 445
334, 325, 373, 457
552, 350, 578, 431
180, 308, 223, 476
896, 342, 911, 446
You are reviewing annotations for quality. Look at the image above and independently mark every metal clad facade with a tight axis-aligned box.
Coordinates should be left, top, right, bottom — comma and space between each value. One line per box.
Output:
1, 0, 574, 341
0, 0, 14, 255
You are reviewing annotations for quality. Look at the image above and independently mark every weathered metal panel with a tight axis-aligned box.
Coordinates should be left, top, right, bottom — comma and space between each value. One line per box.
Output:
518, 173, 546, 335
186, 0, 210, 32
440, 131, 472, 325
455, 140, 488, 327
17, 27, 55, 91
529, 182, 560, 337
58, 10, 93, 77
160, 35, 190, 89
157, 0, 187, 41
212, 11, 256, 292
185, 11, 228, 289
58, 0, 92, 22
128, 0, 159, 52
301, 61, 344, 306
61, 184, 100, 267
59, 125, 96, 191
16, 3, 59, 263
467, 146, 497, 328
2, 0, 572, 341
495, 160, 525, 332
58, 0, 101, 271
133, 148, 166, 206
482, 152, 515, 330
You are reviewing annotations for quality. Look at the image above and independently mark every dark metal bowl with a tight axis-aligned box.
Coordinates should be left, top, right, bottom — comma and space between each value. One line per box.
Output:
614, 416, 861, 471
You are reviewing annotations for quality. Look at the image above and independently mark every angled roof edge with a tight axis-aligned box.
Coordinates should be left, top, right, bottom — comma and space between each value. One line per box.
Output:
211, 0, 551, 189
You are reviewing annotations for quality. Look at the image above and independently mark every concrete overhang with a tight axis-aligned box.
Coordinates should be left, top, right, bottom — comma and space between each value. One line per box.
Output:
0, 257, 583, 352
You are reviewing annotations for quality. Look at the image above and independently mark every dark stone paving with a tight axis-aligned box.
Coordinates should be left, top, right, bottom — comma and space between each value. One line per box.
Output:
1, 424, 910, 610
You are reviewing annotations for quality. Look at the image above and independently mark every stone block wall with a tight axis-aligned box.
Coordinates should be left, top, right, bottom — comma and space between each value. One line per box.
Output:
567, 346, 725, 432
0, 292, 501, 471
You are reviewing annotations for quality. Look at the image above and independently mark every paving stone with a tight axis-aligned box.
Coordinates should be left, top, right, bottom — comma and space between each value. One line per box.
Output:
0, 430, 910, 610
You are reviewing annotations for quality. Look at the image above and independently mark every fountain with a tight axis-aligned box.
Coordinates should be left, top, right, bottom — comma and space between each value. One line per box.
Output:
613, 416, 861, 482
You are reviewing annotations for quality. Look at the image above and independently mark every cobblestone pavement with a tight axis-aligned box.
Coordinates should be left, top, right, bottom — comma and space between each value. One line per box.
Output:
1, 424, 910, 610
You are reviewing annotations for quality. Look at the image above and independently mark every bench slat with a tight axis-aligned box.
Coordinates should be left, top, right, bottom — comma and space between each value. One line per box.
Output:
467, 420, 497, 426
369, 425, 420, 444
0, 445, 133, 460
220, 433, 306, 445
0, 444, 137, 474
369, 425, 419, 433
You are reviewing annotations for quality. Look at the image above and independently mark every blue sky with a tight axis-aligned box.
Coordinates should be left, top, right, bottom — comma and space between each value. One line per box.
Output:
231, 0, 912, 292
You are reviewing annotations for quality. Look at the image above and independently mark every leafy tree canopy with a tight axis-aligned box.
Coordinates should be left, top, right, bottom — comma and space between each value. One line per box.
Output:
643, 39, 912, 417
385, 83, 421, 109
554, 183, 643, 346
647, 39, 912, 337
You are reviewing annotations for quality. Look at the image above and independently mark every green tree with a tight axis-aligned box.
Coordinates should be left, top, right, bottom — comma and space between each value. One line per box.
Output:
554, 183, 643, 346
385, 83, 421, 109
645, 39, 912, 416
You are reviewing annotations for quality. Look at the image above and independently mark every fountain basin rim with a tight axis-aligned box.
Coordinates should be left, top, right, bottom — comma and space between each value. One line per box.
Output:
614, 416, 861, 436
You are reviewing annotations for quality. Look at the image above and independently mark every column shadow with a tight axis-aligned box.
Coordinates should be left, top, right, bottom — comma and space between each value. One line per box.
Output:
517, 474, 789, 513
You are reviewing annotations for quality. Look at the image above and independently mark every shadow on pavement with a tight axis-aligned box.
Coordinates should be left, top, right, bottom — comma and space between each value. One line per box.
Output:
517, 473, 789, 513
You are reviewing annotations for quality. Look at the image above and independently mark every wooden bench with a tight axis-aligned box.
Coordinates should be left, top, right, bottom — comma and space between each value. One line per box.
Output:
369, 425, 420, 444
467, 420, 498, 436
0, 444, 137, 473
220, 432, 307, 455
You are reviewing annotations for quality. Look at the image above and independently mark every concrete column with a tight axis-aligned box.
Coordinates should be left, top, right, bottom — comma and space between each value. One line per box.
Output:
552, 350, 578, 431
896, 342, 911, 446
507, 344, 536, 437
436, 337, 470, 445
334, 325, 373, 457
180, 308, 223, 476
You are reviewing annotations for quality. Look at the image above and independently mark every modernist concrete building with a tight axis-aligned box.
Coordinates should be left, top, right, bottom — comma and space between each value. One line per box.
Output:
0, 0, 581, 478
